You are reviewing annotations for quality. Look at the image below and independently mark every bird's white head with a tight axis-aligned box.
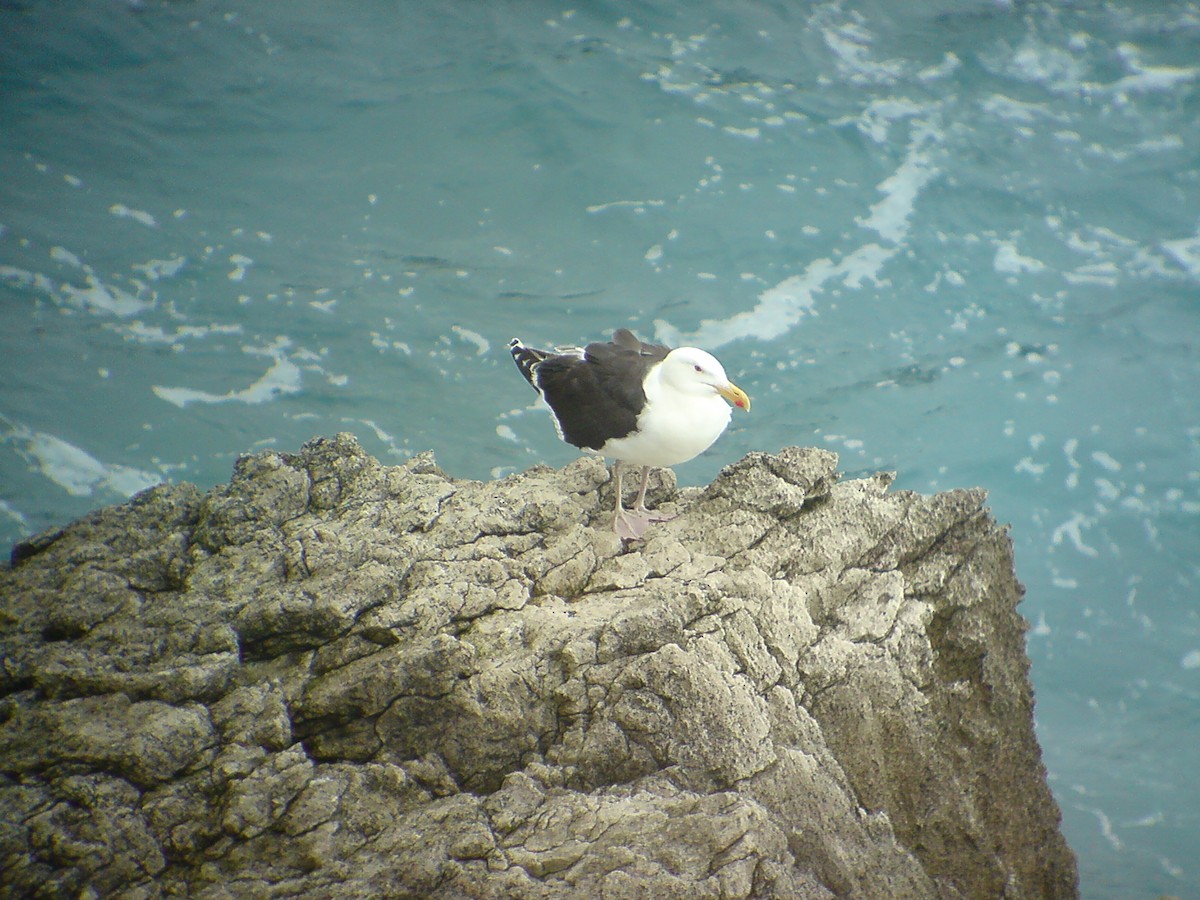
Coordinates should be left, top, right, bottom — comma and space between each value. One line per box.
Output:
662, 347, 751, 411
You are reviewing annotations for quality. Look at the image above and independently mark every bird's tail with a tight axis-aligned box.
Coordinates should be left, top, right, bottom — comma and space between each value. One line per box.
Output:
508, 338, 549, 390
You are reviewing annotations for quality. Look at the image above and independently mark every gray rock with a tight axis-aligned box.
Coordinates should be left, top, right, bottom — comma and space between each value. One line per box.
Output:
0, 433, 1078, 898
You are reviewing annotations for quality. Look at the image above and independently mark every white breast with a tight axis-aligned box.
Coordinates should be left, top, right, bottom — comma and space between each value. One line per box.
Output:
595, 372, 733, 467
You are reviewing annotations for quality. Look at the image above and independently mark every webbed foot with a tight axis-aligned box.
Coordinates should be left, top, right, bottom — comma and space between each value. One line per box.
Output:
614, 508, 653, 541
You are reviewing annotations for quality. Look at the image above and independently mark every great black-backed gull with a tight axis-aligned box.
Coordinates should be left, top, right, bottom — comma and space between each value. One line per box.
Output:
509, 328, 750, 540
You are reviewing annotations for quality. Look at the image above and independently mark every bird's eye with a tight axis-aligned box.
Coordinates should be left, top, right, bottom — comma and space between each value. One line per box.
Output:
694, 364, 703, 373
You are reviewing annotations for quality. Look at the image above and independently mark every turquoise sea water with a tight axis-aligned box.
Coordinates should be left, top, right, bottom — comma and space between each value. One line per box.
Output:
2, 2, 1198, 895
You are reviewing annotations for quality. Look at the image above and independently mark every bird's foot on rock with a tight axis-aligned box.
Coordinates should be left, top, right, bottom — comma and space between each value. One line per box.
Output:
635, 505, 675, 524
614, 508, 654, 541
614, 506, 676, 540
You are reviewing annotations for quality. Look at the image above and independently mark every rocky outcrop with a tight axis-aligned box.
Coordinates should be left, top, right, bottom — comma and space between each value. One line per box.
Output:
0, 434, 1078, 898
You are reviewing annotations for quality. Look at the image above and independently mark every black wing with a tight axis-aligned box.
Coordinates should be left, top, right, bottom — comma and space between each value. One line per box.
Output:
611, 328, 671, 360
508, 338, 552, 390
530, 331, 671, 451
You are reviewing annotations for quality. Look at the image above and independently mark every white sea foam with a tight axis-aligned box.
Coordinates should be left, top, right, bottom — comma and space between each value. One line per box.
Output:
1029, 613, 1051, 637
347, 418, 398, 447
228, 254, 253, 281
1089, 43, 1200, 96
1064, 262, 1120, 287
0, 498, 28, 530
31, 433, 118, 496
451, 325, 490, 356
1001, 37, 1086, 93
1015, 457, 1046, 476
1095, 478, 1121, 501
9, 253, 120, 316
657, 242, 895, 349
1051, 512, 1100, 558
0, 264, 55, 295
917, 52, 961, 83
59, 274, 154, 317
586, 199, 665, 214
857, 123, 940, 244
119, 322, 181, 345
843, 97, 927, 143
50, 246, 85, 269
723, 125, 760, 139
2, 420, 161, 498
980, 93, 1061, 124
994, 241, 1047, 274
1063, 438, 1081, 468
1162, 232, 1200, 278
1085, 806, 1124, 852
820, 15, 905, 85
152, 338, 302, 407
109, 203, 157, 227
132, 256, 187, 280
116, 321, 244, 346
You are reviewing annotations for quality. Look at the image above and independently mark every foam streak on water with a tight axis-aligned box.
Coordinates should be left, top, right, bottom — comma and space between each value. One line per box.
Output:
2, 3, 1199, 896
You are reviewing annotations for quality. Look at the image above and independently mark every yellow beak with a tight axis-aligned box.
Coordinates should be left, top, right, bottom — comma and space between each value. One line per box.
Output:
717, 381, 751, 412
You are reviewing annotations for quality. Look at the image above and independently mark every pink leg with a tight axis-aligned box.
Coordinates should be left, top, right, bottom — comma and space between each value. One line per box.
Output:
632, 465, 675, 523
612, 463, 653, 540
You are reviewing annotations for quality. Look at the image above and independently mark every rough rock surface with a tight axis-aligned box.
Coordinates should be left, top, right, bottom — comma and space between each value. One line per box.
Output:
0, 434, 1078, 898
